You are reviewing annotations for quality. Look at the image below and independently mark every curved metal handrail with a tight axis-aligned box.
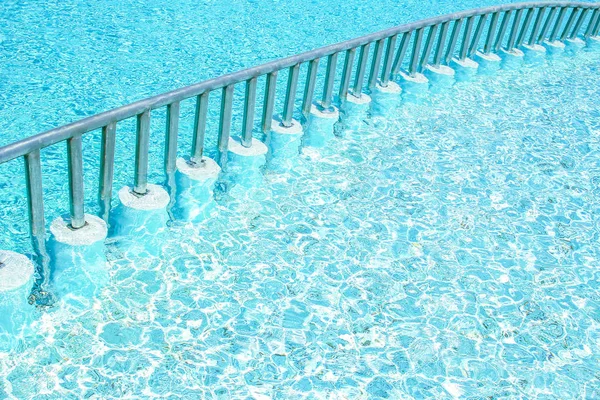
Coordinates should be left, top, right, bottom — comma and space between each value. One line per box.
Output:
0, 1, 599, 245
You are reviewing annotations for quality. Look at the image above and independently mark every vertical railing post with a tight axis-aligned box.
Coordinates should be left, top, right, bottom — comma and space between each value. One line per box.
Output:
165, 101, 180, 174
339, 49, 356, 99
560, 8, 580, 41
302, 59, 319, 118
368, 39, 385, 89
409, 28, 424, 75
538, 7, 558, 43
392, 31, 412, 77
420, 25, 439, 71
282, 64, 300, 127
445, 19, 464, 64
433, 22, 450, 66
483, 12, 500, 54
528, 7, 546, 45
24, 150, 45, 243
494, 11, 513, 51
242, 77, 257, 145
468, 15, 487, 57
67, 135, 85, 229
548, 7, 568, 42
321, 53, 338, 109
133, 110, 150, 195
99, 122, 116, 220
459, 17, 475, 60
353, 43, 371, 96
380, 35, 398, 86
506, 9, 524, 51
262, 72, 278, 132
584, 9, 599, 38
191, 91, 210, 164
516, 8, 534, 48
568, 8, 588, 39
218, 85, 235, 165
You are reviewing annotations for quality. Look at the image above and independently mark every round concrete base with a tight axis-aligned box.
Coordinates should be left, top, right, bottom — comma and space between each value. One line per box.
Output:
398, 71, 429, 93
499, 48, 524, 69
586, 36, 600, 50
305, 104, 340, 148
424, 64, 455, 89
474, 51, 501, 75
450, 57, 479, 81
174, 157, 220, 223
564, 37, 586, 54
522, 43, 547, 65
269, 116, 303, 171
542, 40, 566, 56
48, 214, 108, 301
223, 137, 268, 189
0, 250, 35, 348
372, 81, 402, 115
112, 184, 170, 238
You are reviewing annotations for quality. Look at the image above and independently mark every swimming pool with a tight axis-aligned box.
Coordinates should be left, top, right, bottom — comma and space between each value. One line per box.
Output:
1, 0, 600, 399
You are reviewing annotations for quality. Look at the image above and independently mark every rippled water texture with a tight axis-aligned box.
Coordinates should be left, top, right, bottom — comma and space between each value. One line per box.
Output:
0, 47, 599, 398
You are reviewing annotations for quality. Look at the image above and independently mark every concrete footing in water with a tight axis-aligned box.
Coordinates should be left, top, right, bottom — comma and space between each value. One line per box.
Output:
424, 64, 455, 90
174, 157, 220, 222
48, 214, 108, 300
474, 51, 501, 75
0, 250, 35, 344
269, 116, 303, 171
112, 184, 170, 238
499, 48, 524, 69
371, 81, 402, 115
521, 44, 547, 65
305, 104, 340, 148
450, 57, 479, 81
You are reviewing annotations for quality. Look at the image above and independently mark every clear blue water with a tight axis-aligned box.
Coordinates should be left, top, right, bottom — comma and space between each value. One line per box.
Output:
1, 0, 600, 399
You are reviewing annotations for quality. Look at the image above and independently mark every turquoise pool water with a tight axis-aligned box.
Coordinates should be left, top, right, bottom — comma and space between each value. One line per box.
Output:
1, 0, 600, 399
1, 48, 600, 398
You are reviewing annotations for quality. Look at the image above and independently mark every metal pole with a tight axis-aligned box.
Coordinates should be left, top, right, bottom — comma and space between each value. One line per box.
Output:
569, 8, 588, 39
282, 64, 300, 127
262, 72, 278, 132
321, 53, 338, 109
445, 19, 464, 64
218, 84, 234, 165
409, 28, 424, 75
380, 35, 398, 86
368, 39, 385, 89
99, 122, 116, 221
133, 110, 150, 195
468, 14, 488, 57
516, 8, 535, 47
339, 48, 356, 99
549, 7, 568, 42
484, 12, 500, 54
594, 10, 600, 36
459, 17, 475, 60
506, 9, 524, 51
191, 91, 209, 164
420, 24, 439, 71
165, 101, 179, 174
585, 9, 600, 37
528, 7, 547, 45
495, 10, 513, 51
392, 31, 411, 76
560, 8, 580, 40
302, 59, 319, 117
353, 43, 370, 96
24, 150, 45, 241
66, 135, 85, 229
538, 7, 558, 43
242, 77, 257, 145
433, 22, 450, 66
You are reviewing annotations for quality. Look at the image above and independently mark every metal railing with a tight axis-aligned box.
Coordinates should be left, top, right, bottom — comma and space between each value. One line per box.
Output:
1, 1, 599, 251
